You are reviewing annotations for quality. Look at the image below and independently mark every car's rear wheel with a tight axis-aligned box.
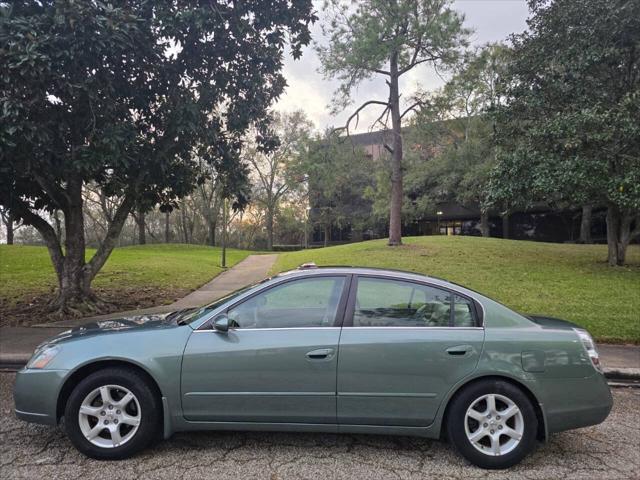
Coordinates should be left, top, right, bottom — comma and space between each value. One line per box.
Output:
64, 367, 161, 459
446, 379, 538, 469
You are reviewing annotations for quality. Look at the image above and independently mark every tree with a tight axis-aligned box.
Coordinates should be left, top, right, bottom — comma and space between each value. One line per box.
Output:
0, 1, 315, 313
406, 44, 510, 236
491, 0, 640, 265
0, 206, 15, 244
318, 0, 468, 245
245, 111, 313, 250
196, 173, 223, 247
300, 131, 375, 245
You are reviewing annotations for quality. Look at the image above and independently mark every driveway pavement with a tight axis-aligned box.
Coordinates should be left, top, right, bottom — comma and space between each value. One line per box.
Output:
1, 373, 638, 480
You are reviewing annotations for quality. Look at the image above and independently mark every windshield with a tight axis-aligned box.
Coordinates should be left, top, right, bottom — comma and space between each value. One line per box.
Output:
176, 280, 265, 325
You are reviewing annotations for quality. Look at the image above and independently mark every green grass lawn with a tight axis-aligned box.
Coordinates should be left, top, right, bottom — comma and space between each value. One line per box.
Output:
0, 243, 252, 308
272, 236, 640, 343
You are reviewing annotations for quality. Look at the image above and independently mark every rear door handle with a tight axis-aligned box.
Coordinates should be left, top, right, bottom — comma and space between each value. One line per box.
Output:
446, 345, 473, 356
306, 348, 335, 360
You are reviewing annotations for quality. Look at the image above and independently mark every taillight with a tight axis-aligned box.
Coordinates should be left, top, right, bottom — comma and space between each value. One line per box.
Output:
574, 328, 602, 372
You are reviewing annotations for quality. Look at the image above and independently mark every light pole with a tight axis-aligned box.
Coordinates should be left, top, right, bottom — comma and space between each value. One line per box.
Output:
305, 206, 311, 249
436, 210, 443, 235
221, 197, 228, 268
301, 173, 310, 249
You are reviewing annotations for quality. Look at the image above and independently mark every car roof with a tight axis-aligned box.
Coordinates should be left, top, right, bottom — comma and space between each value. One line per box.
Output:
275, 265, 458, 289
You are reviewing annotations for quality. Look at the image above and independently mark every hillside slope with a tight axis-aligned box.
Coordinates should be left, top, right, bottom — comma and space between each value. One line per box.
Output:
273, 236, 640, 343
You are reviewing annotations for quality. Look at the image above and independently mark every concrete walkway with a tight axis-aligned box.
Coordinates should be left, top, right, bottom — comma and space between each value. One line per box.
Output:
0, 254, 277, 365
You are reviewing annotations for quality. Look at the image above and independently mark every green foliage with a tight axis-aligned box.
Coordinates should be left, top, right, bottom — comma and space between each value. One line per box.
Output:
395, 45, 509, 221
245, 111, 314, 249
272, 237, 640, 343
490, 0, 640, 262
300, 132, 376, 236
0, 0, 315, 302
318, 0, 468, 110
1, 1, 314, 212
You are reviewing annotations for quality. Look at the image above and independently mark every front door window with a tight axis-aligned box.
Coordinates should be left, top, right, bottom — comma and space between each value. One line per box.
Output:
228, 276, 346, 328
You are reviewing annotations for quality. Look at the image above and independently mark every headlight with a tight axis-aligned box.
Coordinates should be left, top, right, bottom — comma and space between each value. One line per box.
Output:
26, 346, 60, 369
574, 329, 602, 372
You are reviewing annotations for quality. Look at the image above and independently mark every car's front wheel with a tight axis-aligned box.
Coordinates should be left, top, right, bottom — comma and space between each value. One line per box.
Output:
446, 379, 538, 469
64, 367, 161, 459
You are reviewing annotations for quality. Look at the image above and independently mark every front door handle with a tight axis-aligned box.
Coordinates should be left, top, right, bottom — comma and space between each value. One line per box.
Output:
306, 348, 335, 360
446, 345, 473, 356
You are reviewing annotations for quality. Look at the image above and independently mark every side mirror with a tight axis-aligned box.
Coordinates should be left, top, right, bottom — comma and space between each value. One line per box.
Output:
213, 315, 230, 333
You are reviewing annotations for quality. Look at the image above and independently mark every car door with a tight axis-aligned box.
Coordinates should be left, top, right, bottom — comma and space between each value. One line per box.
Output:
336, 275, 484, 427
181, 274, 350, 424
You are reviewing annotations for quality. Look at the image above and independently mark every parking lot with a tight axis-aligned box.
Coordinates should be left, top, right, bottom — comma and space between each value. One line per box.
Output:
1, 373, 638, 480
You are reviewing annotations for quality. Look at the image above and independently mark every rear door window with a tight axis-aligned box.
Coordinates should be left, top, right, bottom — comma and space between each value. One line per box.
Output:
353, 277, 461, 327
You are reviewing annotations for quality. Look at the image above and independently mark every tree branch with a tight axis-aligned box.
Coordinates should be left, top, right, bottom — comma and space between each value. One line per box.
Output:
400, 100, 424, 120
398, 54, 441, 76
333, 100, 390, 138
85, 191, 136, 280
372, 105, 391, 130
31, 170, 69, 210
630, 213, 640, 241
12, 198, 64, 281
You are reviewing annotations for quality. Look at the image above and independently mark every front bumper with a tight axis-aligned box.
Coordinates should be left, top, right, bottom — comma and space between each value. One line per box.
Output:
13, 368, 68, 426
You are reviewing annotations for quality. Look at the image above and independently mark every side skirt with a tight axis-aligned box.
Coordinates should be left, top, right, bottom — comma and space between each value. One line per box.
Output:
168, 420, 440, 439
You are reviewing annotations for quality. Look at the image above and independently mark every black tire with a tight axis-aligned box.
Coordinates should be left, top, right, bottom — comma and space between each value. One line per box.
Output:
64, 367, 161, 460
446, 379, 538, 469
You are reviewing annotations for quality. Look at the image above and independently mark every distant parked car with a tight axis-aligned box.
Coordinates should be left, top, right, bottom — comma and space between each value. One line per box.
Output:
14, 266, 612, 469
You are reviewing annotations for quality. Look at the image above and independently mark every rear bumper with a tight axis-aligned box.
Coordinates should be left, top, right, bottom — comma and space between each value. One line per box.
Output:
539, 372, 613, 434
13, 368, 68, 426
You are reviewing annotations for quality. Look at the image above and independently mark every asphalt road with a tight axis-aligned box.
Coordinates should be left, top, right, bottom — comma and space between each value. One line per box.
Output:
1, 373, 638, 480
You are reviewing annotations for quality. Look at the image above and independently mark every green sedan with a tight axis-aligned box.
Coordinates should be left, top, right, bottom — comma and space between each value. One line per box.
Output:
14, 266, 612, 469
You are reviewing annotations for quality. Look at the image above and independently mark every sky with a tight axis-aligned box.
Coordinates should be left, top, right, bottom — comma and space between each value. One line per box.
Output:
275, 0, 530, 133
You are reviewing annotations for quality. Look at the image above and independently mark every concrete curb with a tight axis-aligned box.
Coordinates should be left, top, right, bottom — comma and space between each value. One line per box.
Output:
602, 367, 640, 381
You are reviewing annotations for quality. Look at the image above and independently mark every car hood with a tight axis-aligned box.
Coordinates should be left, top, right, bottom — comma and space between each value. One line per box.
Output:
38, 309, 196, 348
526, 314, 581, 331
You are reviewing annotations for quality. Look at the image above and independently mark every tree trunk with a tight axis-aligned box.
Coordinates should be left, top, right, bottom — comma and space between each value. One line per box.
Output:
5, 211, 13, 245
502, 213, 510, 239
53, 210, 63, 243
207, 219, 216, 246
387, 52, 403, 246
136, 210, 146, 245
221, 198, 227, 267
180, 208, 189, 244
266, 206, 274, 251
480, 212, 490, 238
605, 205, 637, 266
14, 177, 136, 314
54, 180, 92, 308
324, 223, 331, 247
579, 205, 592, 244
164, 211, 170, 243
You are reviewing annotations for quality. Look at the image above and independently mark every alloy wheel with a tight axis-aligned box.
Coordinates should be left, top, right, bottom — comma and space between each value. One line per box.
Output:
78, 384, 141, 449
464, 393, 524, 456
